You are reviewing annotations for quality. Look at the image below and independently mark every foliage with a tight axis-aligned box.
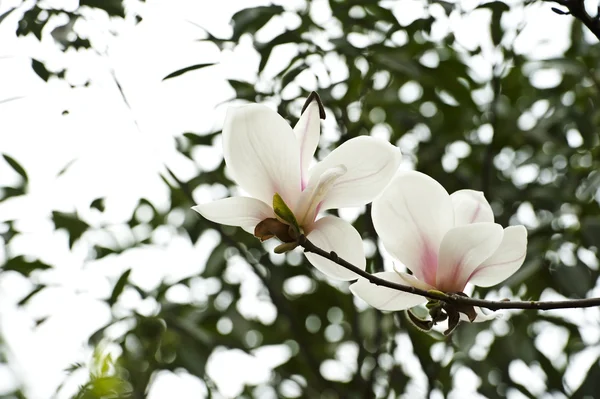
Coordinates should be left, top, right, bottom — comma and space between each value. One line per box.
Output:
1, 0, 600, 398
62, 346, 132, 399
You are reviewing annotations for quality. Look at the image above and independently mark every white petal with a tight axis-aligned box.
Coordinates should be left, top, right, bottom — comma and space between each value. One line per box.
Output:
293, 98, 321, 189
223, 104, 301, 208
308, 137, 402, 209
372, 171, 454, 285
459, 307, 498, 323
468, 225, 528, 287
436, 223, 504, 292
450, 189, 494, 226
294, 165, 346, 226
192, 197, 274, 234
304, 216, 366, 281
349, 272, 429, 311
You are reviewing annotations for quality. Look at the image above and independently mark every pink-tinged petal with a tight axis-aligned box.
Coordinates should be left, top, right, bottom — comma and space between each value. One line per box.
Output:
294, 165, 347, 227
372, 171, 454, 285
450, 189, 494, 226
468, 225, 528, 287
308, 137, 402, 209
223, 104, 301, 208
304, 216, 366, 281
349, 272, 429, 311
459, 307, 498, 323
436, 223, 504, 292
192, 197, 274, 234
396, 270, 436, 291
293, 98, 321, 189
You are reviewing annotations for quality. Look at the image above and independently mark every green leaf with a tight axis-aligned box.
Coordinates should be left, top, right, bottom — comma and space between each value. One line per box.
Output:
204, 243, 227, 277
281, 63, 308, 89
52, 211, 89, 248
31, 59, 50, 81
183, 132, 220, 146
552, 263, 595, 298
162, 63, 215, 81
477, 1, 509, 45
582, 216, 600, 248
231, 5, 284, 42
256, 30, 301, 73
272, 193, 298, 230
108, 269, 131, 307
57, 158, 77, 177
0, 8, 15, 26
228, 79, 257, 100
90, 198, 105, 212
0, 186, 25, 201
79, 0, 125, 17
3, 255, 52, 277
88, 322, 113, 346
65, 362, 86, 373
3, 154, 28, 183
93, 245, 122, 259
428, 0, 454, 15
570, 357, 600, 397
17, 285, 44, 306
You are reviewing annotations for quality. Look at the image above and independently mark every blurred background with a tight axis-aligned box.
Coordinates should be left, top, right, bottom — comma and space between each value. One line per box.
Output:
0, 0, 599, 398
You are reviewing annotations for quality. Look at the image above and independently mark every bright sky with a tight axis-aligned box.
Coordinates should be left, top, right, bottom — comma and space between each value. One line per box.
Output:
0, 0, 598, 398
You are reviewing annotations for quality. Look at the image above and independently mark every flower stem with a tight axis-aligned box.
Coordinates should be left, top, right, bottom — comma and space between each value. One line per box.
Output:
297, 234, 600, 311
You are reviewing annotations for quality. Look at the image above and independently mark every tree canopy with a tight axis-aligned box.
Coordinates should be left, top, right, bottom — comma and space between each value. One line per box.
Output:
1, 0, 599, 398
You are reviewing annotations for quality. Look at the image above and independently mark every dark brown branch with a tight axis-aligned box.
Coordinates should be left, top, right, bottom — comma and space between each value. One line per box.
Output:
297, 234, 600, 311
544, 0, 600, 41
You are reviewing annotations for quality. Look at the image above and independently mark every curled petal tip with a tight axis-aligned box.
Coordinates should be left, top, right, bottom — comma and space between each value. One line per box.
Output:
302, 91, 326, 120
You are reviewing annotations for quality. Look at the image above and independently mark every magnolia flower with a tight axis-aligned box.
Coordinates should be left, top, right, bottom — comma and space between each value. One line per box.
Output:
350, 171, 528, 322
193, 93, 402, 280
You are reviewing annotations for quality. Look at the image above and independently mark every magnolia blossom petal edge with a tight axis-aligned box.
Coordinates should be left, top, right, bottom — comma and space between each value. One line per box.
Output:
192, 197, 274, 234
293, 97, 321, 189
294, 165, 347, 226
304, 216, 366, 281
468, 225, 528, 287
450, 189, 495, 226
436, 223, 504, 292
372, 171, 454, 283
223, 104, 301, 208
310, 136, 402, 210
349, 272, 429, 311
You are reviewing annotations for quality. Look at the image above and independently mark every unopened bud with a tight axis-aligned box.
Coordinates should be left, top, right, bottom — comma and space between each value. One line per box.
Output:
274, 242, 299, 254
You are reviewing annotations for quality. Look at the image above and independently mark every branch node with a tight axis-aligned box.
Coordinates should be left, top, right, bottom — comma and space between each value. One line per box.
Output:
329, 251, 340, 262
297, 234, 307, 246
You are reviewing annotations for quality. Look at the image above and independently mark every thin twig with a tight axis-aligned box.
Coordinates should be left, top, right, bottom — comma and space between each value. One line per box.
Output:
543, 0, 600, 41
297, 235, 600, 311
94, 49, 143, 134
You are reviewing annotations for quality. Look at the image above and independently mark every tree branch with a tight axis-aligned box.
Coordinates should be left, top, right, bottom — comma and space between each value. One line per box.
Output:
297, 234, 600, 311
544, 0, 600, 41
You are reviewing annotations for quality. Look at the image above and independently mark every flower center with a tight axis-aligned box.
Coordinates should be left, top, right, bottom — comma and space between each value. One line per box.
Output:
294, 165, 347, 227
252, 165, 346, 252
